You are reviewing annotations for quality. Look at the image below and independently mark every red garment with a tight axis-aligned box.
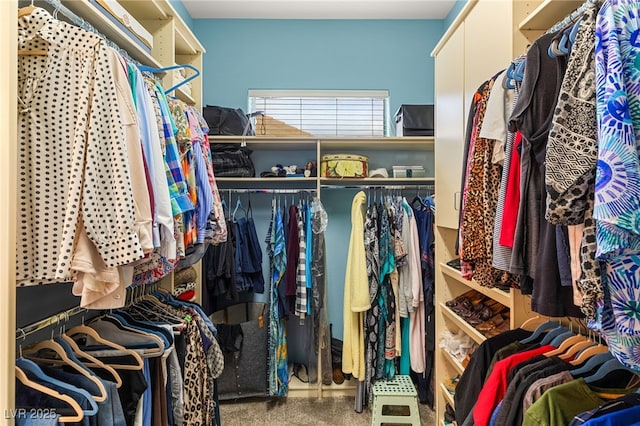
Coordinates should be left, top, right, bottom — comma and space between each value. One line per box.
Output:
499, 131, 522, 248
472, 344, 555, 426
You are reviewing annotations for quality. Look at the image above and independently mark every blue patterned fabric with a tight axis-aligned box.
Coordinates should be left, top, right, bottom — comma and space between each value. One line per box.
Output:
266, 203, 288, 397
154, 83, 193, 216
595, 0, 640, 369
595, 0, 640, 253
305, 202, 313, 316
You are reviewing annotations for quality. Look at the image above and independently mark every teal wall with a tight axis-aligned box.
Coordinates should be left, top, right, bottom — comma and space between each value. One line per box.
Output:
192, 19, 444, 126
443, 0, 468, 31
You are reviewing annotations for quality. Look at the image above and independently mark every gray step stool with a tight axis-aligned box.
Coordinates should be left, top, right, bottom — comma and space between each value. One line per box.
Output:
371, 375, 421, 425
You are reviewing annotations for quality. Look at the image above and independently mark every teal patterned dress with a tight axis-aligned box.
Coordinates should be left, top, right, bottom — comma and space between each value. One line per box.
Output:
595, 0, 640, 370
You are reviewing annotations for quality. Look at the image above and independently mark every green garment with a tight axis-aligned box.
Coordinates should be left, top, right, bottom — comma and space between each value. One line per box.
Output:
523, 378, 633, 426
485, 341, 532, 380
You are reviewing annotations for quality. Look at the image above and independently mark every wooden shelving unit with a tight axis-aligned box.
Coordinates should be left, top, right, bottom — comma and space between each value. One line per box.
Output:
211, 135, 434, 398
431, 0, 546, 422
210, 136, 435, 197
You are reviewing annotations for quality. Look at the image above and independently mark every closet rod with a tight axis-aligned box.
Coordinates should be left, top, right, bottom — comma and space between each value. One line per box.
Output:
15, 305, 87, 341
224, 188, 317, 194
321, 184, 435, 191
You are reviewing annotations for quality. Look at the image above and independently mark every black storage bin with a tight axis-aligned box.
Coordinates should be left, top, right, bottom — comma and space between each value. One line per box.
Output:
394, 104, 434, 136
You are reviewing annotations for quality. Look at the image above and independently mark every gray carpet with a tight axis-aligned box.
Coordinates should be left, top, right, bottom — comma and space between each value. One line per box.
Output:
218, 396, 435, 425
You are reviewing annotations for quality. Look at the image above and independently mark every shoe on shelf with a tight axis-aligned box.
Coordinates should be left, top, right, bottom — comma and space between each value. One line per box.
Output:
444, 375, 460, 394
332, 365, 345, 385
475, 314, 506, 333
445, 289, 483, 310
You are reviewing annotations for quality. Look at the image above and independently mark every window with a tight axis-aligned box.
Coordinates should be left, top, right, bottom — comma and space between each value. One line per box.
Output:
248, 90, 389, 137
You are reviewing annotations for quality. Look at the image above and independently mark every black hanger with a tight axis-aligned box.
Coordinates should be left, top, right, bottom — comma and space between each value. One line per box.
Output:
570, 352, 614, 377
584, 358, 638, 384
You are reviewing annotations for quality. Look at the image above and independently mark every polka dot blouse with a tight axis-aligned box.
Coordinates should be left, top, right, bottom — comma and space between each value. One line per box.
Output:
17, 8, 143, 286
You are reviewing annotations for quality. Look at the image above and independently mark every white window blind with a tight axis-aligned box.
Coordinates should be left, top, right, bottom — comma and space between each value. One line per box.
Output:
248, 90, 389, 137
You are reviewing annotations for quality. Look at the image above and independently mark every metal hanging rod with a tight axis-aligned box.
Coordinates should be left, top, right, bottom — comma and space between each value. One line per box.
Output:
320, 184, 435, 191
16, 305, 87, 341
223, 188, 317, 194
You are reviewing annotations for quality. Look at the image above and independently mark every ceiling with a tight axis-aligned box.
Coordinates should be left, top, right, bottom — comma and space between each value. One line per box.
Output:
181, 0, 458, 20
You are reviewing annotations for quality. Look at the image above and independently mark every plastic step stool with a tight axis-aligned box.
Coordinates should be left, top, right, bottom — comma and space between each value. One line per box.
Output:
371, 375, 421, 425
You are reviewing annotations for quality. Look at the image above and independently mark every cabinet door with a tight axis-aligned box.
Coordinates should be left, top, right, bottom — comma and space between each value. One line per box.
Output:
464, 0, 513, 109
434, 24, 465, 229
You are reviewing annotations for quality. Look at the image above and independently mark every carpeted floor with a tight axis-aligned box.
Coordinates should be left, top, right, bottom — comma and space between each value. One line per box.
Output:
218, 396, 435, 425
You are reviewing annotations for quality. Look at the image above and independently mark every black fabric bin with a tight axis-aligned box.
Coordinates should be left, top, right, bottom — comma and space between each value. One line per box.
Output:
394, 104, 434, 136
210, 302, 268, 400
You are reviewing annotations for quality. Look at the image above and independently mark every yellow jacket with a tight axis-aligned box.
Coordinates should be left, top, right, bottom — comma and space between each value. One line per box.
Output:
342, 191, 370, 380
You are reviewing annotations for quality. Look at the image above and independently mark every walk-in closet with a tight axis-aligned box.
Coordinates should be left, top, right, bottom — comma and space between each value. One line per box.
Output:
6, 0, 640, 425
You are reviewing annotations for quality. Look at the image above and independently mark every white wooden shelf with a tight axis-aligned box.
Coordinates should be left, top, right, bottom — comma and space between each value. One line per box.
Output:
209, 136, 434, 150
440, 303, 487, 345
216, 177, 315, 184
211, 136, 434, 191
440, 263, 511, 307
109, 0, 205, 107
518, 0, 584, 31
440, 382, 455, 408
320, 136, 434, 151
320, 177, 435, 186
209, 136, 319, 150
119, 0, 167, 20
174, 86, 196, 105
441, 348, 465, 376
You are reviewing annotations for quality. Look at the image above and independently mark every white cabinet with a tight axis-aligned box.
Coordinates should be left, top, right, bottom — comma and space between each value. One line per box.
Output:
434, 24, 464, 230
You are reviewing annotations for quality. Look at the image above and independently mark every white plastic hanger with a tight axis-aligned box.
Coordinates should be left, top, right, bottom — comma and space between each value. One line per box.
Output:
66, 324, 144, 371
23, 336, 107, 402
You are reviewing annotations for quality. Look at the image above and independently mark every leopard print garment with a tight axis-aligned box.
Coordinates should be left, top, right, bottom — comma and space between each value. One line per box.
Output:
461, 80, 492, 265
182, 316, 213, 426
462, 78, 518, 288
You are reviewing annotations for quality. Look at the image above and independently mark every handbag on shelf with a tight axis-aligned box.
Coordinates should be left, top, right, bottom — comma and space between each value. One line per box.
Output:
203, 105, 255, 137
209, 143, 255, 178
